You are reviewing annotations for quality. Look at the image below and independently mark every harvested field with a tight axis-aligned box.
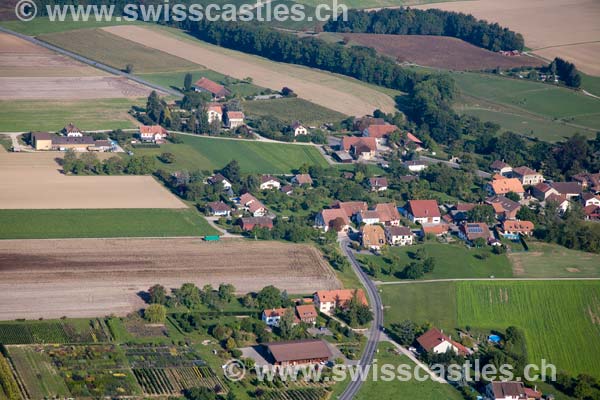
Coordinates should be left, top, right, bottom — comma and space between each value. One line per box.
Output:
0, 239, 341, 319
345, 33, 544, 71
0, 152, 186, 209
416, 0, 600, 76
103, 25, 396, 116
0, 76, 152, 100
0, 32, 102, 77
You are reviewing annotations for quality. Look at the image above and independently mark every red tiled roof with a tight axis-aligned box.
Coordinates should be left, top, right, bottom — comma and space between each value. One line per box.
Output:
361, 224, 385, 247
140, 125, 168, 135
227, 111, 245, 119
296, 304, 317, 320
333, 201, 368, 218
408, 200, 441, 218
315, 289, 367, 306
369, 177, 388, 188
417, 328, 468, 355
240, 217, 272, 231
194, 77, 230, 96
266, 339, 332, 363
421, 223, 448, 235
502, 220, 534, 233
489, 178, 525, 195
341, 136, 377, 152
513, 166, 538, 176
490, 160, 510, 170
319, 208, 350, 228
406, 132, 422, 145
374, 203, 401, 223
294, 174, 313, 185
365, 124, 397, 138
207, 201, 231, 213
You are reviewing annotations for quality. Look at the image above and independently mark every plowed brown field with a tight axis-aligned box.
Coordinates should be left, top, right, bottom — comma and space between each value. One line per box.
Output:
0, 238, 341, 319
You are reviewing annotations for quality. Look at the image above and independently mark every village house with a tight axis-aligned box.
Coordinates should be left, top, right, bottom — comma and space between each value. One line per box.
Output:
512, 166, 544, 186
295, 304, 318, 325
360, 224, 386, 250
341, 137, 378, 160
354, 116, 385, 132
582, 193, 600, 207
262, 308, 298, 327
239, 216, 273, 231
264, 339, 332, 366
490, 160, 512, 176
421, 223, 449, 237
362, 123, 397, 144
459, 222, 491, 245
313, 289, 367, 314
531, 182, 559, 201
225, 111, 245, 129
572, 172, 600, 193
291, 121, 308, 136
31, 132, 53, 150
416, 327, 470, 356
357, 210, 380, 226
385, 226, 414, 246
545, 193, 570, 214
406, 200, 441, 224
239, 193, 267, 217
62, 123, 83, 137
402, 132, 424, 151
404, 160, 428, 172
499, 220, 534, 239
207, 201, 232, 217
280, 185, 293, 196
91, 140, 114, 152
260, 175, 281, 190
487, 177, 525, 199
206, 103, 223, 124
486, 195, 521, 220
550, 182, 582, 200
584, 205, 600, 221
292, 174, 313, 186
52, 136, 96, 151
193, 77, 231, 99
374, 203, 401, 226
208, 173, 233, 190
485, 381, 542, 400
369, 177, 388, 192
332, 201, 369, 220
139, 125, 168, 143
315, 208, 350, 232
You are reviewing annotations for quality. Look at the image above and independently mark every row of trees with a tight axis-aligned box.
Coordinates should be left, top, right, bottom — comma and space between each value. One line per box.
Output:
325, 8, 524, 51
62, 150, 156, 175
545, 57, 582, 88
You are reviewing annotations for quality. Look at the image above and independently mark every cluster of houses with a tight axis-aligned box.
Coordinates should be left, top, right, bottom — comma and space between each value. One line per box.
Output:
31, 123, 117, 152
193, 77, 246, 129
333, 117, 424, 163
489, 160, 600, 221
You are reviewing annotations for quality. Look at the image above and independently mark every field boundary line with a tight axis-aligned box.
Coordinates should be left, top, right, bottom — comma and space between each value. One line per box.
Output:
375, 277, 600, 285
532, 40, 600, 51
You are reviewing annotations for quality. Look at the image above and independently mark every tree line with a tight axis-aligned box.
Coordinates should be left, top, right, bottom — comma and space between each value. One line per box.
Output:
324, 8, 524, 52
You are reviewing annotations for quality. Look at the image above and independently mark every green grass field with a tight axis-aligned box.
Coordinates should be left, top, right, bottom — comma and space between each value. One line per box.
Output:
133, 134, 329, 174
0, 17, 143, 36
382, 281, 600, 377
453, 71, 600, 141
138, 70, 265, 97
508, 242, 600, 278
359, 242, 513, 281
581, 73, 600, 97
355, 343, 463, 399
0, 208, 217, 239
39, 28, 199, 73
243, 97, 348, 125
0, 99, 140, 132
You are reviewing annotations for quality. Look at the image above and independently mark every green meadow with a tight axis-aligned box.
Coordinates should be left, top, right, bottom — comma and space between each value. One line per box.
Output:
382, 280, 600, 377
0, 208, 217, 239
243, 97, 348, 125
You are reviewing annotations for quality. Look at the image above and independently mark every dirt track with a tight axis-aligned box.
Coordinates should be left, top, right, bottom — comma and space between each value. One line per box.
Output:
103, 25, 396, 116
416, 0, 600, 76
0, 238, 341, 320
0, 152, 186, 209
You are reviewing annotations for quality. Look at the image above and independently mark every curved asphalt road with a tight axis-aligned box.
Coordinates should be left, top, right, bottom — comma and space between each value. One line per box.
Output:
0, 26, 182, 98
338, 237, 383, 400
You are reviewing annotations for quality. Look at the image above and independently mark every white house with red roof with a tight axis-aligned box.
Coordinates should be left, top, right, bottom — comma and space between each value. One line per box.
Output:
226, 111, 245, 129
313, 289, 367, 314
416, 327, 470, 356
239, 193, 267, 217
260, 175, 281, 190
315, 208, 350, 232
206, 103, 223, 124
406, 200, 441, 224
139, 125, 168, 143
362, 123, 398, 144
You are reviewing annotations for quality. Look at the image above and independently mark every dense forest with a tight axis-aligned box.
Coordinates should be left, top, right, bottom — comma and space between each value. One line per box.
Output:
324, 8, 524, 52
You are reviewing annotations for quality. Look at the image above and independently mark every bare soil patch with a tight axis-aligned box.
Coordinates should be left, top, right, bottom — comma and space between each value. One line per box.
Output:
0, 32, 103, 77
0, 76, 153, 100
416, 0, 600, 75
567, 268, 581, 273
0, 238, 341, 320
346, 33, 544, 71
103, 25, 396, 116
0, 152, 186, 209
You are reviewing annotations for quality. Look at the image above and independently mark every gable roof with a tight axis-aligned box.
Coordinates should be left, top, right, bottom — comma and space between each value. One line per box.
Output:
227, 111, 245, 119
489, 178, 525, 195
512, 166, 539, 176
32, 131, 52, 140
319, 208, 350, 228
333, 201, 368, 218
546, 193, 569, 205
207, 201, 231, 213
263, 307, 289, 318
417, 328, 468, 355
461, 222, 490, 241
550, 182, 582, 196
421, 223, 449, 235
315, 289, 367, 306
265, 339, 332, 363
207, 103, 223, 113
140, 125, 168, 136
386, 225, 412, 236
194, 77, 230, 96
490, 160, 511, 170
374, 202, 401, 223
502, 220, 534, 233
486, 195, 521, 213
407, 200, 440, 218
365, 124, 397, 138
405, 132, 423, 145
296, 304, 317, 319
361, 224, 386, 246
294, 174, 313, 185
533, 182, 554, 193
341, 136, 377, 152
52, 136, 95, 145
261, 175, 279, 184
490, 381, 526, 398
240, 217, 273, 230
369, 177, 388, 188
63, 123, 81, 133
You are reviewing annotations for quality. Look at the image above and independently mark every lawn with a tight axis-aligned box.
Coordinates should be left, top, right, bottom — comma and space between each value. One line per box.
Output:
0, 98, 140, 132
508, 241, 600, 278
382, 280, 600, 378
0, 208, 217, 239
39, 28, 200, 73
355, 343, 463, 400
133, 134, 329, 174
359, 242, 513, 281
452, 71, 600, 140
581, 72, 600, 97
243, 97, 348, 125
138, 70, 265, 97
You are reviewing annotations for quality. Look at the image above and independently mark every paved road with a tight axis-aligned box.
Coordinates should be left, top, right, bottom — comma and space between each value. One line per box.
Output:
338, 236, 383, 400
0, 26, 182, 98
